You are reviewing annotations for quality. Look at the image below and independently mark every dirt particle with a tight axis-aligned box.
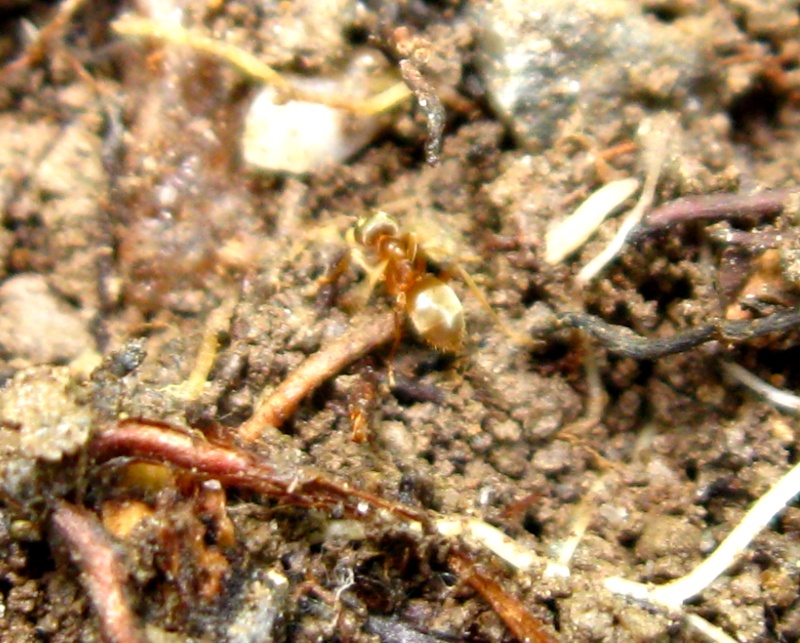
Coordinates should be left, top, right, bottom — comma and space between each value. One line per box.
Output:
0, 366, 92, 462
0, 275, 94, 366
635, 514, 702, 575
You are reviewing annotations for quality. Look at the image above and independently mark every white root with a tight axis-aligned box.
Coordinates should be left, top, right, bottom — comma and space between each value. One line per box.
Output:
721, 361, 800, 415
606, 458, 800, 610
577, 114, 675, 284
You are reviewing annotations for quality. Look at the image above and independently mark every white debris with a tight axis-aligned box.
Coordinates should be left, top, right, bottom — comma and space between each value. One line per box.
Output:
545, 178, 640, 265
242, 51, 389, 175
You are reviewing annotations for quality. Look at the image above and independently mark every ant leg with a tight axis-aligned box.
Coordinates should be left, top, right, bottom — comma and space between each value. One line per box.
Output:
450, 264, 536, 348
385, 294, 407, 388
345, 258, 388, 312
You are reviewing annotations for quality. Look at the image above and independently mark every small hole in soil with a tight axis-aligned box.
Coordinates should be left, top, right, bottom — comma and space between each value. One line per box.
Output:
420, 449, 435, 465
23, 540, 55, 578
728, 77, 782, 144
638, 276, 694, 317
684, 459, 698, 482
644, 7, 680, 23
521, 281, 547, 308
542, 597, 561, 631
528, 339, 572, 371
522, 513, 544, 538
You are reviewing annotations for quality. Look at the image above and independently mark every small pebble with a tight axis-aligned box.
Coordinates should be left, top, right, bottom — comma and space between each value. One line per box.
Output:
242, 50, 391, 174
470, 0, 705, 149
0, 274, 93, 365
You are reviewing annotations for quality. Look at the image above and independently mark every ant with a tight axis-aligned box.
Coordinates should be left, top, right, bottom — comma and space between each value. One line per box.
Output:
346, 210, 465, 353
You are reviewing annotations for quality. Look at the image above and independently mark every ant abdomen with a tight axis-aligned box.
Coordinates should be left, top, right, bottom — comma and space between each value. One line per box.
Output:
408, 275, 464, 352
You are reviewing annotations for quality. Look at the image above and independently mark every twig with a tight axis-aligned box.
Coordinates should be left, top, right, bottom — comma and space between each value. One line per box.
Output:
448, 550, 556, 643
91, 419, 427, 524
239, 313, 395, 442
93, 420, 567, 641
639, 190, 792, 235
550, 308, 800, 359
50, 501, 145, 643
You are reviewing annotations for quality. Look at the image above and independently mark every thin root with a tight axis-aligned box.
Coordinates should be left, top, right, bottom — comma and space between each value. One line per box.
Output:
51, 501, 145, 643
606, 458, 800, 609
166, 298, 238, 401
577, 114, 674, 284
639, 189, 793, 235
721, 361, 800, 415
112, 15, 411, 116
238, 312, 395, 442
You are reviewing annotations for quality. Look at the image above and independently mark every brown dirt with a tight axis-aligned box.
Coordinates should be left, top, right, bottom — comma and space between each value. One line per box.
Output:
1, 1, 800, 642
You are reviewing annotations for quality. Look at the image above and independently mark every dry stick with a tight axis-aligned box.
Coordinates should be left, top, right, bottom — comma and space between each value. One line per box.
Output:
92, 418, 427, 524
639, 189, 793, 234
448, 550, 556, 643
239, 313, 395, 442
51, 502, 145, 643
92, 421, 553, 639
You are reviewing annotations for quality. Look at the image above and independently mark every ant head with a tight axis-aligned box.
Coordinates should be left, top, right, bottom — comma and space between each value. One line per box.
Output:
354, 210, 400, 246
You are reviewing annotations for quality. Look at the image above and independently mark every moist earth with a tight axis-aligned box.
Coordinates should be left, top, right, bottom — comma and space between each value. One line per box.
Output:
0, 1, 799, 642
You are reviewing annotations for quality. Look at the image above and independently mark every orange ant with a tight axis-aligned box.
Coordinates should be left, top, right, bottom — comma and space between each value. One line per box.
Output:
345, 210, 465, 353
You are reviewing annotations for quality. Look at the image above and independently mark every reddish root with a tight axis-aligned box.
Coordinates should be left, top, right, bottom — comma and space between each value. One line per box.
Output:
92, 419, 427, 524
50, 501, 145, 643
238, 313, 395, 442
640, 189, 792, 233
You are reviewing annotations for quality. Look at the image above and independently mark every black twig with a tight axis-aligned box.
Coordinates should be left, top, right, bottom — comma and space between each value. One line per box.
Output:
548, 308, 800, 360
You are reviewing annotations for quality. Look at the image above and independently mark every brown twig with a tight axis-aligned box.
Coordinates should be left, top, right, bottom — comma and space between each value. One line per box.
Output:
50, 501, 145, 643
639, 189, 792, 234
239, 313, 395, 442
91, 421, 566, 640
448, 549, 556, 643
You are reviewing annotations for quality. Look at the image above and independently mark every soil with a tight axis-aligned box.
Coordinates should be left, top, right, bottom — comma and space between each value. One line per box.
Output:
0, 1, 800, 642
